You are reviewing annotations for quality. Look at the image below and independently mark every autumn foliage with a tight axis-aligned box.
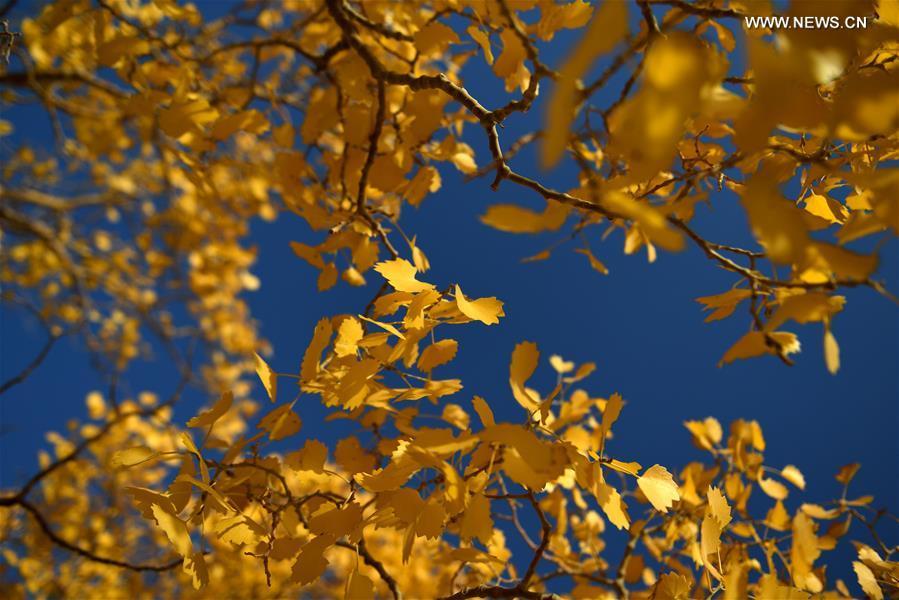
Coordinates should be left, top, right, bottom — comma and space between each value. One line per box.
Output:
1, 0, 898, 599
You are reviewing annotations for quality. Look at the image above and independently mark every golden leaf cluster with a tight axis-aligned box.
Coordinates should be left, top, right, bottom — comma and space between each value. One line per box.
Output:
1, 0, 897, 599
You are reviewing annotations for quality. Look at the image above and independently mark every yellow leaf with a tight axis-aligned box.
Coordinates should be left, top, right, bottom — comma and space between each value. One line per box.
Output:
700, 514, 723, 580
210, 109, 268, 141
254, 352, 277, 402
301, 318, 333, 382
159, 97, 218, 138
358, 315, 405, 340
765, 292, 845, 331
824, 329, 840, 375
564, 361, 596, 384
536, 0, 593, 41
808, 242, 878, 280
853, 561, 884, 600
411, 240, 430, 273
334, 436, 376, 475
707, 486, 732, 527
493, 28, 528, 92
454, 285, 504, 325
373, 292, 413, 319
695, 288, 752, 323
522, 249, 552, 263
467, 25, 493, 65
179, 432, 209, 483
414, 21, 459, 55
846, 495, 874, 507
549, 354, 574, 374
404, 289, 440, 330
268, 537, 303, 560
334, 317, 364, 358
187, 391, 233, 428
575, 247, 609, 275
334, 357, 379, 409
782, 465, 806, 490
441, 403, 470, 430
308, 502, 363, 538
804, 194, 849, 224
418, 339, 459, 372
684, 417, 723, 450
317, 262, 338, 291
214, 513, 267, 545
509, 341, 540, 412
655, 572, 691, 600
472, 395, 495, 428
441, 461, 468, 515
285, 439, 328, 473
448, 547, 505, 566
257, 402, 301, 441
415, 499, 446, 539
836, 462, 860, 485
111, 446, 159, 468
343, 266, 366, 287
791, 512, 821, 590
183, 552, 208, 590
459, 493, 493, 546
800, 503, 839, 520
766, 500, 792, 531
346, 569, 375, 600
480, 201, 568, 233
404, 166, 441, 207
599, 392, 623, 442
97, 35, 149, 67
741, 173, 809, 264
86, 391, 106, 419
758, 473, 789, 500
127, 486, 177, 520
719, 331, 801, 366
290, 241, 325, 268
757, 576, 812, 600
357, 464, 417, 493
452, 151, 477, 174
374, 258, 435, 293
605, 459, 642, 477
637, 465, 680, 513
151, 504, 192, 557
596, 480, 630, 530
181, 475, 235, 514
601, 191, 684, 252
291, 534, 335, 585
707, 19, 735, 52
542, 0, 629, 167
272, 122, 294, 147
482, 424, 567, 490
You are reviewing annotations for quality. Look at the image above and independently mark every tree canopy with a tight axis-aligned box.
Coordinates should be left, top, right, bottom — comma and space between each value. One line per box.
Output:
1, 0, 898, 598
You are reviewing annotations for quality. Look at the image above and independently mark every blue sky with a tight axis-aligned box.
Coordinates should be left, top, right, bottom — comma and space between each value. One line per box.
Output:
1, 0, 897, 590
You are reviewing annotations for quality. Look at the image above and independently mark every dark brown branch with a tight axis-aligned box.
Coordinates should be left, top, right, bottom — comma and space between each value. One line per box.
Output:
337, 537, 402, 600
613, 524, 641, 599
646, 0, 745, 20
357, 78, 386, 212
4, 498, 185, 572
343, 2, 412, 42
1, 188, 126, 211
520, 492, 551, 589
1, 374, 189, 503
0, 70, 127, 98
438, 585, 553, 600
0, 330, 58, 395
638, 1, 661, 36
